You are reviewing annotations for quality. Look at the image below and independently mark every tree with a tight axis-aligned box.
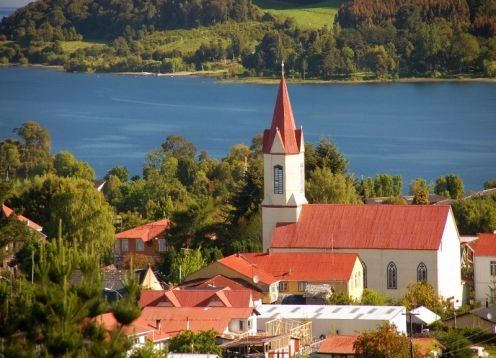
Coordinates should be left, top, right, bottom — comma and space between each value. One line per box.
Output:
0, 234, 139, 356
411, 178, 430, 205
360, 288, 393, 306
13, 121, 52, 177
105, 165, 129, 182
169, 248, 206, 284
434, 174, 464, 200
435, 329, 472, 358
354, 322, 418, 358
451, 196, 496, 235
306, 167, 361, 204
168, 329, 222, 355
0, 139, 21, 180
401, 281, 442, 312
308, 137, 349, 175
53, 150, 95, 180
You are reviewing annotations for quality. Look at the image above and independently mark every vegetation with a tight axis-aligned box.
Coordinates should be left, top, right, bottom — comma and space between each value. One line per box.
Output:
0, 0, 495, 79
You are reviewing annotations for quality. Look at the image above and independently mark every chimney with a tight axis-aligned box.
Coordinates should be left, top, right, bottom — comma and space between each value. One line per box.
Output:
186, 317, 190, 330
156, 319, 161, 331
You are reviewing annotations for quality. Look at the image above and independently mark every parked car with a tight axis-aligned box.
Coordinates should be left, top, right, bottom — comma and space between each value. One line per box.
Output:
470, 345, 489, 357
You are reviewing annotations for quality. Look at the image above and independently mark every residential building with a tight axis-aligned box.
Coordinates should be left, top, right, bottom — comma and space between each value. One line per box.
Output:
444, 303, 496, 332
114, 218, 171, 264
185, 252, 364, 303
474, 233, 496, 303
261, 70, 462, 305
1, 204, 46, 270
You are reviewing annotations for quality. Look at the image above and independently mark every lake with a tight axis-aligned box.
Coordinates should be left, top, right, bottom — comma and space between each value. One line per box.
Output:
0, 66, 495, 193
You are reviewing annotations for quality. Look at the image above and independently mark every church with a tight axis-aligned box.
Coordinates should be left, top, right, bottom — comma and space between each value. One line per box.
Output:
261, 66, 463, 305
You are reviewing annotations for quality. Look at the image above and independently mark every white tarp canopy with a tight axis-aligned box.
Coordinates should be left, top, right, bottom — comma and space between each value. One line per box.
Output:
409, 306, 440, 325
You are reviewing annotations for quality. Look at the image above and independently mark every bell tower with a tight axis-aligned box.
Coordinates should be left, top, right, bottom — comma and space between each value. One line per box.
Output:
261, 63, 307, 252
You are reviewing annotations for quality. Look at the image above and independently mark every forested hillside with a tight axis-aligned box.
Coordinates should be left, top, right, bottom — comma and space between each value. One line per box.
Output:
0, 0, 495, 79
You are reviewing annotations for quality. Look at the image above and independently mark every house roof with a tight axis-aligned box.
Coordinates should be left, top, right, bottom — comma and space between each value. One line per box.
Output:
179, 274, 265, 301
262, 71, 302, 154
256, 304, 405, 321
115, 218, 171, 242
140, 287, 254, 309
2, 204, 44, 233
474, 233, 496, 256
270, 204, 452, 251
218, 255, 278, 285
236, 252, 360, 281
317, 336, 443, 355
139, 306, 254, 338
317, 335, 356, 354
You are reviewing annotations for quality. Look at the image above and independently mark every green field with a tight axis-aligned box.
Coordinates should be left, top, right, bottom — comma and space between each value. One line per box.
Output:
253, 0, 345, 29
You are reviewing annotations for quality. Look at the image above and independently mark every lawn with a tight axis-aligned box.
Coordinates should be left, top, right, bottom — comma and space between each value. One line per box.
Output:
253, 0, 345, 29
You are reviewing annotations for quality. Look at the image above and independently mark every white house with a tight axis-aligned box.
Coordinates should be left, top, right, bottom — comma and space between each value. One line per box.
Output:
474, 233, 496, 304
261, 68, 462, 305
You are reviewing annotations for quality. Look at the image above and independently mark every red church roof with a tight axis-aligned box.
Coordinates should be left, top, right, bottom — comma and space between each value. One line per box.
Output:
238, 252, 360, 281
115, 218, 171, 242
474, 233, 496, 256
262, 72, 302, 154
270, 204, 452, 251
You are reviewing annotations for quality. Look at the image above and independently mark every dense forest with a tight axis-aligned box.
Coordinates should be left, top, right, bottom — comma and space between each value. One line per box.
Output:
0, 0, 495, 79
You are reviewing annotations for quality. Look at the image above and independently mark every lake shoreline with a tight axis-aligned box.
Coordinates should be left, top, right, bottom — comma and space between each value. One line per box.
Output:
2, 63, 496, 85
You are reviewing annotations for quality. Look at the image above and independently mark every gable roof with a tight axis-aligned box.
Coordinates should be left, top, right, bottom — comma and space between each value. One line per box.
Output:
236, 252, 360, 281
262, 72, 302, 154
2, 204, 44, 233
140, 287, 254, 309
115, 218, 171, 242
179, 274, 265, 301
270, 204, 452, 251
139, 306, 254, 338
317, 335, 356, 354
218, 255, 278, 285
474, 233, 496, 256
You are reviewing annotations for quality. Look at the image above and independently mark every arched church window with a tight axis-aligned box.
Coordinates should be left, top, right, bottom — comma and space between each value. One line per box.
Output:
387, 262, 397, 289
274, 165, 283, 194
417, 262, 427, 282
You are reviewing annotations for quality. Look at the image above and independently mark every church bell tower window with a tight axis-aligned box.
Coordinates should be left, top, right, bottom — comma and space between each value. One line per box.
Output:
274, 165, 283, 194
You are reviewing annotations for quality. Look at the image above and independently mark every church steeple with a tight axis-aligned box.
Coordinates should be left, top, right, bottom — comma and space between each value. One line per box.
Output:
262, 63, 303, 155
261, 64, 307, 252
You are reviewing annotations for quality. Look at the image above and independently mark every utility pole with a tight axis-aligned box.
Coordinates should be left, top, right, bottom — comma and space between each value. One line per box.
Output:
402, 310, 419, 358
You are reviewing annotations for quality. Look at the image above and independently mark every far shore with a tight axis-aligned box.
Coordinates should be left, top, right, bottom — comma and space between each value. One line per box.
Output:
3, 63, 496, 85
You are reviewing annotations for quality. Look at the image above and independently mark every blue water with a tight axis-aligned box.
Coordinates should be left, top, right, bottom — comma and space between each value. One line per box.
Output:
0, 7, 16, 20
0, 66, 495, 193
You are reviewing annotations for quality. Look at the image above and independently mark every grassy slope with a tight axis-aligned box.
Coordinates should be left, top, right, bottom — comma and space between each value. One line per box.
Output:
253, 0, 344, 29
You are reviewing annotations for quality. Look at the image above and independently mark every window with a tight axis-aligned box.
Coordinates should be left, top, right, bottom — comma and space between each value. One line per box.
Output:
239, 320, 244, 330
122, 239, 128, 252
300, 162, 305, 193
158, 239, 167, 252
279, 281, 288, 292
417, 262, 427, 282
387, 262, 397, 289
298, 281, 307, 292
362, 262, 367, 288
274, 165, 283, 194
136, 239, 144, 251
491, 261, 496, 276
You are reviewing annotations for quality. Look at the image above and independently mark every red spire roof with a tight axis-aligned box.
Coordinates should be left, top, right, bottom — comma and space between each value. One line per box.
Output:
262, 71, 302, 154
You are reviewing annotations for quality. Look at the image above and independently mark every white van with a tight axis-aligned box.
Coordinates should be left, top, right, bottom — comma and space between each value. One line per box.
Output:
470, 345, 489, 357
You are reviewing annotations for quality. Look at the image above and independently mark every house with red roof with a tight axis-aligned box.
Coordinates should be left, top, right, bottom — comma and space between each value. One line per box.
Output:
314, 335, 444, 357
261, 68, 462, 304
1, 204, 46, 270
114, 218, 171, 264
185, 252, 364, 303
473, 233, 496, 303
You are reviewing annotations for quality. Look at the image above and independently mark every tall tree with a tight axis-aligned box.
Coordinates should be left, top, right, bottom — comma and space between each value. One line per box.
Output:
13, 121, 52, 177
434, 174, 464, 199
306, 167, 361, 204
354, 322, 418, 358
